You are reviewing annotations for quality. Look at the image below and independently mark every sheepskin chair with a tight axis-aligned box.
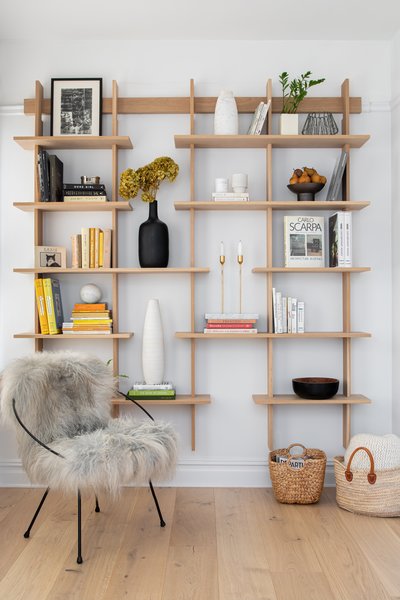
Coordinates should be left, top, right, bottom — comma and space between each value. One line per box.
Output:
0, 350, 178, 564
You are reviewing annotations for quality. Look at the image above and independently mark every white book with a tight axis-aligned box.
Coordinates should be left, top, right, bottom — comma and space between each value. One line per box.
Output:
328, 212, 345, 267
133, 382, 174, 390
338, 213, 345, 267
212, 192, 249, 199
254, 100, 271, 135
284, 215, 325, 268
297, 301, 305, 333
247, 102, 264, 134
344, 212, 352, 267
282, 296, 288, 334
276, 291, 283, 334
291, 298, 298, 334
203, 328, 257, 334
287, 297, 292, 333
212, 196, 249, 202
272, 288, 277, 333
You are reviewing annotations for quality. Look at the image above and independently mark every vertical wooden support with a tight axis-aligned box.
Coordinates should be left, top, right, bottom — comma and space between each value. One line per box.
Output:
111, 81, 119, 417
34, 82, 44, 352
266, 80, 274, 449
189, 79, 196, 450
343, 404, 351, 448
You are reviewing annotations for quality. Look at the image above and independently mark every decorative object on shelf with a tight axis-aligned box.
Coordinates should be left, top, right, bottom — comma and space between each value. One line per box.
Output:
35, 245, 66, 268
231, 173, 248, 194
214, 90, 238, 135
269, 443, 327, 504
219, 242, 225, 314
284, 215, 325, 267
80, 283, 102, 304
237, 240, 243, 313
50, 78, 102, 136
215, 178, 229, 193
302, 113, 338, 135
119, 157, 179, 268
292, 377, 339, 400
81, 176, 100, 185
326, 150, 348, 201
288, 182, 325, 202
142, 299, 165, 385
278, 71, 325, 135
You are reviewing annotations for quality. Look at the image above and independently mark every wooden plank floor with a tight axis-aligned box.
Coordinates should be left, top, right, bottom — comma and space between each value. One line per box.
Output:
0, 487, 398, 600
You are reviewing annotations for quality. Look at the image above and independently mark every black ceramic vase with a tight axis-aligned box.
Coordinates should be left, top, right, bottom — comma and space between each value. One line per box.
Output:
138, 200, 169, 268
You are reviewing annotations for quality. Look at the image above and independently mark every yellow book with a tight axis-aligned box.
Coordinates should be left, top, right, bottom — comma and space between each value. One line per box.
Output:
99, 230, 104, 268
42, 278, 60, 334
34, 279, 49, 334
89, 227, 95, 269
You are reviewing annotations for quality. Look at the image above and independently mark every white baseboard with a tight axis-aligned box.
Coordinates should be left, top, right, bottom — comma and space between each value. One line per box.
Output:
0, 458, 336, 488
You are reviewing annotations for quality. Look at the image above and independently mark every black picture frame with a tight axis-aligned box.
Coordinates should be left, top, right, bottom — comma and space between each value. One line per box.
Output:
50, 78, 102, 136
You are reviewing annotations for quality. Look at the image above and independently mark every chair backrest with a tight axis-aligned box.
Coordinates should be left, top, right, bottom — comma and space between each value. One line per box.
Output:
1, 351, 116, 459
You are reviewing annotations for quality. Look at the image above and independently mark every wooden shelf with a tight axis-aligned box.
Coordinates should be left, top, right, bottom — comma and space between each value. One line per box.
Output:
174, 201, 370, 211
253, 394, 371, 405
14, 136, 133, 150
14, 332, 133, 339
14, 201, 132, 212
174, 134, 370, 149
14, 267, 210, 274
111, 394, 211, 406
176, 331, 370, 339
252, 267, 371, 273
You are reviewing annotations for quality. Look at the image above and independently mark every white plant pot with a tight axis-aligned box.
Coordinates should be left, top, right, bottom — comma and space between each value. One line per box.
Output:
280, 114, 299, 135
142, 298, 164, 385
214, 90, 238, 135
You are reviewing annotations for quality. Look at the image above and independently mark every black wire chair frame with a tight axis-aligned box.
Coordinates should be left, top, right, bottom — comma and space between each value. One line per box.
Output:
12, 391, 166, 564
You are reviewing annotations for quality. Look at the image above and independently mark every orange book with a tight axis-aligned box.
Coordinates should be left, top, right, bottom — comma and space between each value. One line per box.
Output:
73, 303, 107, 311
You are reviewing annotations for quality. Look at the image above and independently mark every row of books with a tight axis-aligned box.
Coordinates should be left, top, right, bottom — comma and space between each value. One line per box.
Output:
127, 382, 176, 400
35, 278, 64, 334
272, 289, 304, 334
37, 151, 63, 201
247, 100, 271, 135
71, 228, 112, 268
204, 312, 259, 334
284, 212, 352, 268
211, 192, 249, 202
62, 303, 112, 335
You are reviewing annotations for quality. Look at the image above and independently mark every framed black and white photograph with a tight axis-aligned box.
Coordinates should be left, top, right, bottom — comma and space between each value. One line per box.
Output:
51, 78, 102, 136
35, 246, 67, 269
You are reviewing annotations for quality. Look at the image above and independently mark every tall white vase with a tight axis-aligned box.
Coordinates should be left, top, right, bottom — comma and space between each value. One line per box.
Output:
214, 90, 238, 134
142, 299, 164, 385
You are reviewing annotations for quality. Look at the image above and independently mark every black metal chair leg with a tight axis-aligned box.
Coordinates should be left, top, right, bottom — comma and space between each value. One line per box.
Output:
24, 487, 50, 538
95, 495, 100, 513
149, 480, 166, 527
77, 489, 83, 564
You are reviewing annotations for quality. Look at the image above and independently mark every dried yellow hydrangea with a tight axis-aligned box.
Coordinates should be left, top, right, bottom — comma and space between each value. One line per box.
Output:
119, 157, 179, 203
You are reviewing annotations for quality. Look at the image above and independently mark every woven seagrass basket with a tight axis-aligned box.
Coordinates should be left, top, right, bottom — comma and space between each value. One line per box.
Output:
269, 443, 327, 504
334, 446, 400, 517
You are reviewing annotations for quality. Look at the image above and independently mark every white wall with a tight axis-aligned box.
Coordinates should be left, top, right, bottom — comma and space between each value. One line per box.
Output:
0, 39, 393, 485
392, 32, 400, 435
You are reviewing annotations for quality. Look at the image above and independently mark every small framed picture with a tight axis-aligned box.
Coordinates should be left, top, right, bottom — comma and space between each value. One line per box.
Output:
51, 78, 102, 136
35, 246, 67, 268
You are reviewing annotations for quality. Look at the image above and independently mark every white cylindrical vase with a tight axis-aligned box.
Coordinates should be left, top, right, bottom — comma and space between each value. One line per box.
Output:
214, 90, 238, 135
142, 299, 165, 385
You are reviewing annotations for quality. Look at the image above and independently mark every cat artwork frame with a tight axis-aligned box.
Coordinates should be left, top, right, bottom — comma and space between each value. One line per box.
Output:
35, 246, 67, 269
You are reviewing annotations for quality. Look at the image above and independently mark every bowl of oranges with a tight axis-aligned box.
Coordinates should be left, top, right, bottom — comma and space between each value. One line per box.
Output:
288, 167, 327, 201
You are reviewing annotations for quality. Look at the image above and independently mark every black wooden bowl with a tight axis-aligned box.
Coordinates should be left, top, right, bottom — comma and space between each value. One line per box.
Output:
292, 377, 339, 400
287, 182, 325, 201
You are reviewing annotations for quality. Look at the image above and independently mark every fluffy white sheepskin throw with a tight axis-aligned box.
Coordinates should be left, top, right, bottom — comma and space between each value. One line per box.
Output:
1, 351, 177, 495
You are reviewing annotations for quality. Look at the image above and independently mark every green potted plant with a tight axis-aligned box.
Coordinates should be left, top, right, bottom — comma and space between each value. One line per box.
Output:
278, 71, 325, 135
119, 156, 179, 267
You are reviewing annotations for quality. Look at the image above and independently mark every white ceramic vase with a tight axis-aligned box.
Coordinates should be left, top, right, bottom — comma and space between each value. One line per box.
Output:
142, 298, 164, 385
280, 114, 299, 135
214, 90, 238, 135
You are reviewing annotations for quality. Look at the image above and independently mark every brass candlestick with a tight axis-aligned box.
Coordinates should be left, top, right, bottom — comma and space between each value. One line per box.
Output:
220, 254, 225, 313
237, 254, 243, 313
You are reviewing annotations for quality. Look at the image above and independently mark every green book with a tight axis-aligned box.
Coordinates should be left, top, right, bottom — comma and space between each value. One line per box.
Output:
128, 395, 176, 400
127, 389, 176, 397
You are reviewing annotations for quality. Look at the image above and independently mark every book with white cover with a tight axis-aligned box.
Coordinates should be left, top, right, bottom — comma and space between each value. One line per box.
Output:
287, 297, 292, 333
284, 215, 325, 267
282, 296, 288, 333
247, 102, 264, 134
276, 291, 283, 334
203, 328, 257, 334
253, 100, 271, 135
297, 301, 305, 333
291, 298, 298, 333
344, 212, 352, 267
272, 288, 277, 333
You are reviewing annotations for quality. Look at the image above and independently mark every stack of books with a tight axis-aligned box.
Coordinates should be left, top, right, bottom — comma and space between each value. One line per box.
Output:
272, 288, 305, 334
204, 313, 259, 334
63, 183, 107, 202
62, 302, 112, 334
70, 228, 112, 269
212, 192, 249, 202
34, 277, 64, 334
127, 382, 176, 400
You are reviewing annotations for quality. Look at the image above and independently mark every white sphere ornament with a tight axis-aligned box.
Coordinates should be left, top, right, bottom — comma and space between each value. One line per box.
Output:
214, 90, 239, 135
80, 284, 102, 304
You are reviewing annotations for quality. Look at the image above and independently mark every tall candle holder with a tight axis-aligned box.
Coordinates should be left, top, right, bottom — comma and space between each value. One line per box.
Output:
220, 247, 225, 314
237, 241, 243, 314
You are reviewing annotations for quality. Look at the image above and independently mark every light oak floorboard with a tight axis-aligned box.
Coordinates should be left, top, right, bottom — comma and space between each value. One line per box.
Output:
0, 488, 399, 600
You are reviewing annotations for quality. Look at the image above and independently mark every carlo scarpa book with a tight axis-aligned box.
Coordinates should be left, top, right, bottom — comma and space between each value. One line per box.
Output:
284, 215, 325, 268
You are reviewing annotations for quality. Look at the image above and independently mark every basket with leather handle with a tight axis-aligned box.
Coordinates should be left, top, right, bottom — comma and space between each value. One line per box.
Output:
334, 446, 400, 517
269, 443, 326, 504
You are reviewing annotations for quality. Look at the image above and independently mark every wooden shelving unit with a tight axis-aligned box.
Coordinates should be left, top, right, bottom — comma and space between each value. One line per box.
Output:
174, 78, 371, 449
14, 332, 133, 339
14, 136, 133, 150
14, 267, 210, 274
